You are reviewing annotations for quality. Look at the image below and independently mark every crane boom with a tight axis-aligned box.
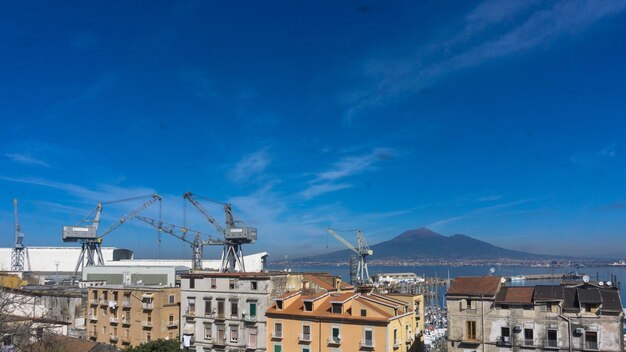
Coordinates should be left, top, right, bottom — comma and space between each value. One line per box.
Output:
183, 192, 227, 236
14, 198, 24, 248
326, 228, 358, 254
98, 194, 161, 239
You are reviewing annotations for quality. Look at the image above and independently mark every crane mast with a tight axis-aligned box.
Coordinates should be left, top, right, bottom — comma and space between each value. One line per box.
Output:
11, 198, 25, 272
62, 194, 162, 277
183, 192, 257, 272
134, 215, 224, 270
326, 228, 373, 285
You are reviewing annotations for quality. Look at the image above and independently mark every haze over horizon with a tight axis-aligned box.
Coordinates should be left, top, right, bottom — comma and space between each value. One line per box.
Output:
2, 1, 626, 259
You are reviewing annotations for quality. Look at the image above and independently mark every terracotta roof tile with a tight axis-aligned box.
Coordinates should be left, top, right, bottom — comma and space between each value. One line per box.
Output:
496, 287, 534, 304
447, 276, 502, 297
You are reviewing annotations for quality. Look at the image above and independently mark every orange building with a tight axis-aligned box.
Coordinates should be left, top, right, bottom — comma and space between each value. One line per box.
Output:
266, 289, 423, 352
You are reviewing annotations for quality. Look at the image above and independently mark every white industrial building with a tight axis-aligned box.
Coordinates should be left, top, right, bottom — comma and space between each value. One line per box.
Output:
0, 246, 268, 274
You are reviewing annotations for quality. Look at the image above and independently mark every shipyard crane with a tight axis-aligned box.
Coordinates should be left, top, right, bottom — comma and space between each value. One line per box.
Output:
183, 192, 257, 272
11, 198, 25, 272
326, 228, 373, 285
134, 216, 224, 270
62, 194, 162, 277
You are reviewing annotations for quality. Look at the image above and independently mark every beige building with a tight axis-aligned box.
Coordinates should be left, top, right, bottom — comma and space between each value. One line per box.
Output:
446, 276, 624, 352
86, 285, 180, 349
266, 288, 424, 352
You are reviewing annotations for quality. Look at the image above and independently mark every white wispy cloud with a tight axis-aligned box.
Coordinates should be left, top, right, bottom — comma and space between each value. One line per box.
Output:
571, 142, 618, 165
345, 0, 626, 119
232, 149, 271, 183
4, 153, 50, 167
299, 147, 394, 200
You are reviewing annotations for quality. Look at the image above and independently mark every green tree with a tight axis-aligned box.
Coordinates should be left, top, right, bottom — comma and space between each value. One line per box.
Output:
126, 339, 181, 352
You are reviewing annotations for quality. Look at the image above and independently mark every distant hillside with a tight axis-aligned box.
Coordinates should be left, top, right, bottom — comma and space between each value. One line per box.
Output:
297, 228, 549, 261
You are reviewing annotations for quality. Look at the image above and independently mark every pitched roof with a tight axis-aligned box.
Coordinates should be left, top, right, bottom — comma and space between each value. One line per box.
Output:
447, 276, 502, 297
533, 285, 562, 301
577, 287, 602, 304
26, 335, 118, 352
495, 287, 534, 304
599, 289, 623, 313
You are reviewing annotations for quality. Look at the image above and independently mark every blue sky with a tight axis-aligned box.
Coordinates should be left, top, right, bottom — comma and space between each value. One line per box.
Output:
1, 0, 626, 259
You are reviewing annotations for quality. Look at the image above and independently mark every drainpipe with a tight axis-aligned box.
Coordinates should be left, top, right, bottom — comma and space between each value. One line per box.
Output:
558, 314, 573, 352
481, 294, 485, 352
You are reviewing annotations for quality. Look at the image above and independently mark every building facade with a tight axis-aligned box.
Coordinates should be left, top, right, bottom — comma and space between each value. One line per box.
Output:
86, 285, 180, 349
266, 289, 424, 352
446, 276, 624, 352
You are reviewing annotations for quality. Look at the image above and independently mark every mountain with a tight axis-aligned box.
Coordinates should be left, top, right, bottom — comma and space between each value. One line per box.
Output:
298, 228, 548, 261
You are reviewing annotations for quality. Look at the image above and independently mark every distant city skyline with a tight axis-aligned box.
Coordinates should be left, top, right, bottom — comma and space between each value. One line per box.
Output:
1, 1, 626, 259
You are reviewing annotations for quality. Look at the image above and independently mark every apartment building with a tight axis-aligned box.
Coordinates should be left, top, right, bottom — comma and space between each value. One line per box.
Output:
179, 271, 351, 352
265, 289, 424, 352
446, 276, 624, 352
86, 285, 180, 349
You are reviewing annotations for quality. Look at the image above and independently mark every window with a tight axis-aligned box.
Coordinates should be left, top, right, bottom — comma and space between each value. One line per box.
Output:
93, 291, 98, 299
585, 331, 598, 350
125, 310, 131, 323
251, 281, 258, 290
273, 344, 282, 352
188, 298, 196, 315
361, 309, 367, 317
249, 330, 258, 348
113, 327, 117, 336
217, 300, 225, 317
204, 324, 212, 340
393, 328, 397, 342
103, 291, 108, 300
331, 303, 342, 314
231, 301, 238, 317
500, 327, 511, 344
466, 321, 477, 340
229, 278, 236, 289
249, 302, 257, 318
302, 325, 311, 341
146, 332, 151, 342
274, 322, 283, 338
146, 312, 152, 323
113, 291, 118, 300
547, 329, 557, 347
331, 326, 340, 343
189, 278, 195, 289
169, 295, 175, 304
524, 328, 534, 346
101, 306, 107, 317
211, 277, 217, 289
217, 325, 225, 345
302, 348, 310, 352
102, 326, 106, 334
276, 300, 283, 310
124, 329, 129, 338
230, 326, 238, 342
205, 299, 212, 315
304, 301, 312, 311
364, 328, 373, 346
169, 314, 174, 323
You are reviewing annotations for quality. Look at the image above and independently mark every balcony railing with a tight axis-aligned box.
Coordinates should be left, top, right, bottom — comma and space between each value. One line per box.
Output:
393, 339, 402, 349
271, 331, 283, 339
122, 300, 131, 308
585, 341, 599, 350
243, 315, 257, 323
142, 302, 154, 310
99, 299, 108, 306
88, 314, 98, 321
89, 332, 97, 339
109, 335, 118, 342
360, 339, 374, 348
545, 339, 558, 348
142, 321, 153, 328
122, 319, 131, 326
524, 338, 534, 346
327, 336, 341, 345
89, 299, 98, 306
167, 320, 179, 327
109, 317, 119, 324
299, 333, 311, 342
121, 337, 131, 344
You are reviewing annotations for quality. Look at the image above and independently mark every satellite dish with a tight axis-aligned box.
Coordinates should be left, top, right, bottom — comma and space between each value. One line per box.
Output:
489, 267, 496, 275
598, 281, 604, 286
500, 277, 507, 284
606, 281, 612, 286
582, 275, 590, 283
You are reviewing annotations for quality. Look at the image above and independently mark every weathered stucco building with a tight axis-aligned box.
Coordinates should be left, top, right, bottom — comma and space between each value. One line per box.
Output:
446, 276, 624, 352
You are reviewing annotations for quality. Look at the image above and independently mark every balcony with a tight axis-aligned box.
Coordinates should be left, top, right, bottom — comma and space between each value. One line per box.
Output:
109, 335, 118, 342
142, 321, 153, 328
99, 299, 108, 306
271, 331, 283, 339
142, 302, 154, 310
213, 338, 226, 347
89, 332, 97, 340
109, 317, 119, 324
496, 336, 511, 346
327, 336, 341, 345
122, 300, 131, 308
524, 339, 534, 347
89, 299, 98, 306
214, 313, 225, 320
243, 315, 257, 323
122, 319, 131, 326
393, 339, 402, 349
545, 339, 558, 349
360, 340, 374, 348
299, 333, 311, 342
121, 337, 131, 344
184, 311, 196, 319
167, 320, 179, 328
585, 341, 599, 350
88, 315, 98, 321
